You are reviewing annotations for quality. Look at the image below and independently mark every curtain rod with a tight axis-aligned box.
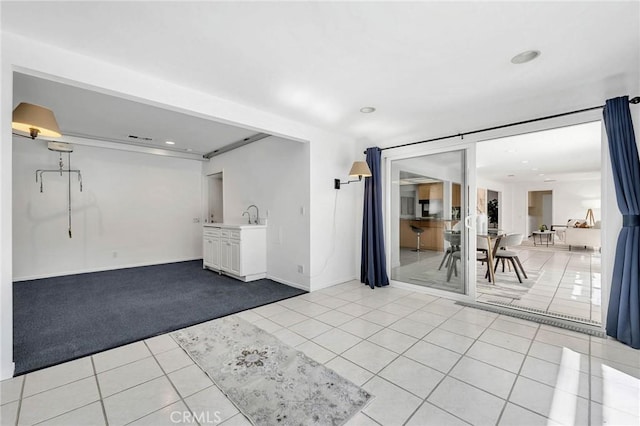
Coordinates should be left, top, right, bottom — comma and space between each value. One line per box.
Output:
369, 96, 640, 153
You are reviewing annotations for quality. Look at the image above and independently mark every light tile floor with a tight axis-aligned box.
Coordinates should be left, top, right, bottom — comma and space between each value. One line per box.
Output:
2, 280, 638, 426
393, 239, 601, 324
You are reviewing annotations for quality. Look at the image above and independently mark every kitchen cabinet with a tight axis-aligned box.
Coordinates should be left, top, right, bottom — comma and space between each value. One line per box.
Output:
399, 219, 444, 251
417, 183, 443, 200
203, 228, 221, 270
430, 183, 443, 199
203, 224, 267, 281
418, 184, 431, 200
452, 183, 461, 208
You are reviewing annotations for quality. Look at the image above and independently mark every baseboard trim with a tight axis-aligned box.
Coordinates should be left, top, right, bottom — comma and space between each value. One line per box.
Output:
266, 275, 309, 292
0, 361, 15, 381
13, 258, 203, 282
310, 276, 358, 292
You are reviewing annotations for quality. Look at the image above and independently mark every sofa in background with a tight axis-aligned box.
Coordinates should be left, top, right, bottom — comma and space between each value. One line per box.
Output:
565, 225, 601, 250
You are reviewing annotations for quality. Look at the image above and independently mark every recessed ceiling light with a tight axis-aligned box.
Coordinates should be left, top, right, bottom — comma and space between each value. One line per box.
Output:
360, 107, 376, 113
521, 160, 529, 164
532, 168, 539, 171
544, 179, 556, 182
511, 50, 541, 64
506, 149, 517, 153
539, 173, 545, 176
186, 148, 193, 152
165, 141, 175, 145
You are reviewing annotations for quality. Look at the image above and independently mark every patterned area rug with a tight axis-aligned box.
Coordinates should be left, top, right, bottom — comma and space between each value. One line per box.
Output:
172, 316, 373, 426
476, 269, 540, 300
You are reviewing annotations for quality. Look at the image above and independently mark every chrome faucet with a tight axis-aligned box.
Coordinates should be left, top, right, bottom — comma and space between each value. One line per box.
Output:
242, 211, 251, 224
247, 205, 259, 224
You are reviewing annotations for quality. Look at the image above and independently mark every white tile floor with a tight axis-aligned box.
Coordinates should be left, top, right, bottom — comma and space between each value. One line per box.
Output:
2, 280, 639, 426
393, 239, 601, 324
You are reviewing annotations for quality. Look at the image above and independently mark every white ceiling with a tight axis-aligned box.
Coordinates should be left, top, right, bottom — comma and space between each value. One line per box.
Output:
12, 73, 260, 156
394, 121, 601, 184
476, 121, 602, 183
3, 1, 639, 148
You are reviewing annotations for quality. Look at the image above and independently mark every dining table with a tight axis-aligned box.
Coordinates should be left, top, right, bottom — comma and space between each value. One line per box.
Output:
477, 232, 506, 284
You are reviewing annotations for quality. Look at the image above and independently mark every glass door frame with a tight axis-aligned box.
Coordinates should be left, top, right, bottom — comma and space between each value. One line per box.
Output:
382, 140, 478, 302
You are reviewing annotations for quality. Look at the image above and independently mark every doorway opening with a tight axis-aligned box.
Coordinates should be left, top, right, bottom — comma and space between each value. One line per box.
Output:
207, 172, 223, 223
528, 190, 553, 236
475, 121, 602, 325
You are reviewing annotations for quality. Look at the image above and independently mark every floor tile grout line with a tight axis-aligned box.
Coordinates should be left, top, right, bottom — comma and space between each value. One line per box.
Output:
140, 340, 204, 426
261, 285, 626, 423
15, 282, 613, 426
30, 400, 105, 426
16, 370, 96, 400
398, 245, 599, 324
495, 321, 543, 425
13, 375, 25, 426
91, 356, 110, 426
402, 311, 504, 426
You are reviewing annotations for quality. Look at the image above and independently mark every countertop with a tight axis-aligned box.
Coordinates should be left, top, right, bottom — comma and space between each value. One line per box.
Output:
203, 223, 267, 230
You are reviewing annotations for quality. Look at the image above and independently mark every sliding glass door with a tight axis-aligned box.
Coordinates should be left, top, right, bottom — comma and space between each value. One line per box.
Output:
387, 145, 476, 299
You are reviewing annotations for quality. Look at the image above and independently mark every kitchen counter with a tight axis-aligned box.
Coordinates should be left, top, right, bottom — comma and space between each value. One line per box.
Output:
203, 223, 267, 230
400, 218, 450, 251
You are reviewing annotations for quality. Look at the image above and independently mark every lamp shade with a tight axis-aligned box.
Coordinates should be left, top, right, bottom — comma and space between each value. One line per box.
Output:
12, 102, 61, 138
349, 161, 372, 178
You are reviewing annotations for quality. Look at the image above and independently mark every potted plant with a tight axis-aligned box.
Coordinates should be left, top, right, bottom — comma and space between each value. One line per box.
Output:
487, 199, 498, 227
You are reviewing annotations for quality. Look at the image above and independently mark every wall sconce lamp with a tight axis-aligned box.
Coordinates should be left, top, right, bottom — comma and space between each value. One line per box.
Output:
12, 102, 62, 139
334, 161, 372, 189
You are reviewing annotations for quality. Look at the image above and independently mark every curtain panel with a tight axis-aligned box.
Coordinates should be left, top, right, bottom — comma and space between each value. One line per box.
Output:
603, 96, 640, 349
361, 147, 389, 289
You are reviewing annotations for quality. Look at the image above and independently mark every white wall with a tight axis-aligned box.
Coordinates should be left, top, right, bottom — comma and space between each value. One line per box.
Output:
207, 173, 223, 223
509, 179, 601, 237
12, 139, 203, 280
204, 136, 311, 289
477, 176, 514, 233
1, 31, 362, 378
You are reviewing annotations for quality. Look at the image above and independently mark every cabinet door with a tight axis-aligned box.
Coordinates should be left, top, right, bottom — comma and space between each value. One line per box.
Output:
418, 184, 430, 199
219, 239, 230, 271
431, 183, 443, 199
452, 183, 461, 207
210, 237, 220, 269
229, 240, 241, 275
203, 237, 213, 266
204, 236, 221, 268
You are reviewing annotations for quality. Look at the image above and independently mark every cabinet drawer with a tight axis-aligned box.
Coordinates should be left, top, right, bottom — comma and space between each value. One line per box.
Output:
204, 229, 220, 237
229, 230, 241, 240
220, 229, 230, 238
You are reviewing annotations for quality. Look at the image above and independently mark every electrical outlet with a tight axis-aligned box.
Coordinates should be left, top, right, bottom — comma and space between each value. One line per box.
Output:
193, 218, 200, 223
297, 264, 304, 274
300, 206, 305, 216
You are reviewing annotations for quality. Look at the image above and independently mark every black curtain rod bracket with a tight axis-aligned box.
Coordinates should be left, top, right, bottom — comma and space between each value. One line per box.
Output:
366, 95, 639, 154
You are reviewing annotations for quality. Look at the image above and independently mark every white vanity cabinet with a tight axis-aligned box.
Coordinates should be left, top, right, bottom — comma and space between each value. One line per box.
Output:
203, 224, 267, 282
203, 227, 221, 270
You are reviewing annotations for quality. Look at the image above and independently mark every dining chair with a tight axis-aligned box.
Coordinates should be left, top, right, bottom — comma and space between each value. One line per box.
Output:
493, 233, 528, 283
477, 235, 495, 284
439, 231, 461, 270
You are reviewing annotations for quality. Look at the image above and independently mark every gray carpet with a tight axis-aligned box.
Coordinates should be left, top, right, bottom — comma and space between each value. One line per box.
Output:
13, 260, 305, 375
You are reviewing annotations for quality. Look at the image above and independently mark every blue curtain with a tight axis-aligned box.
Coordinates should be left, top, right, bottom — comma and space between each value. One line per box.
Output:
361, 147, 389, 288
603, 96, 640, 349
